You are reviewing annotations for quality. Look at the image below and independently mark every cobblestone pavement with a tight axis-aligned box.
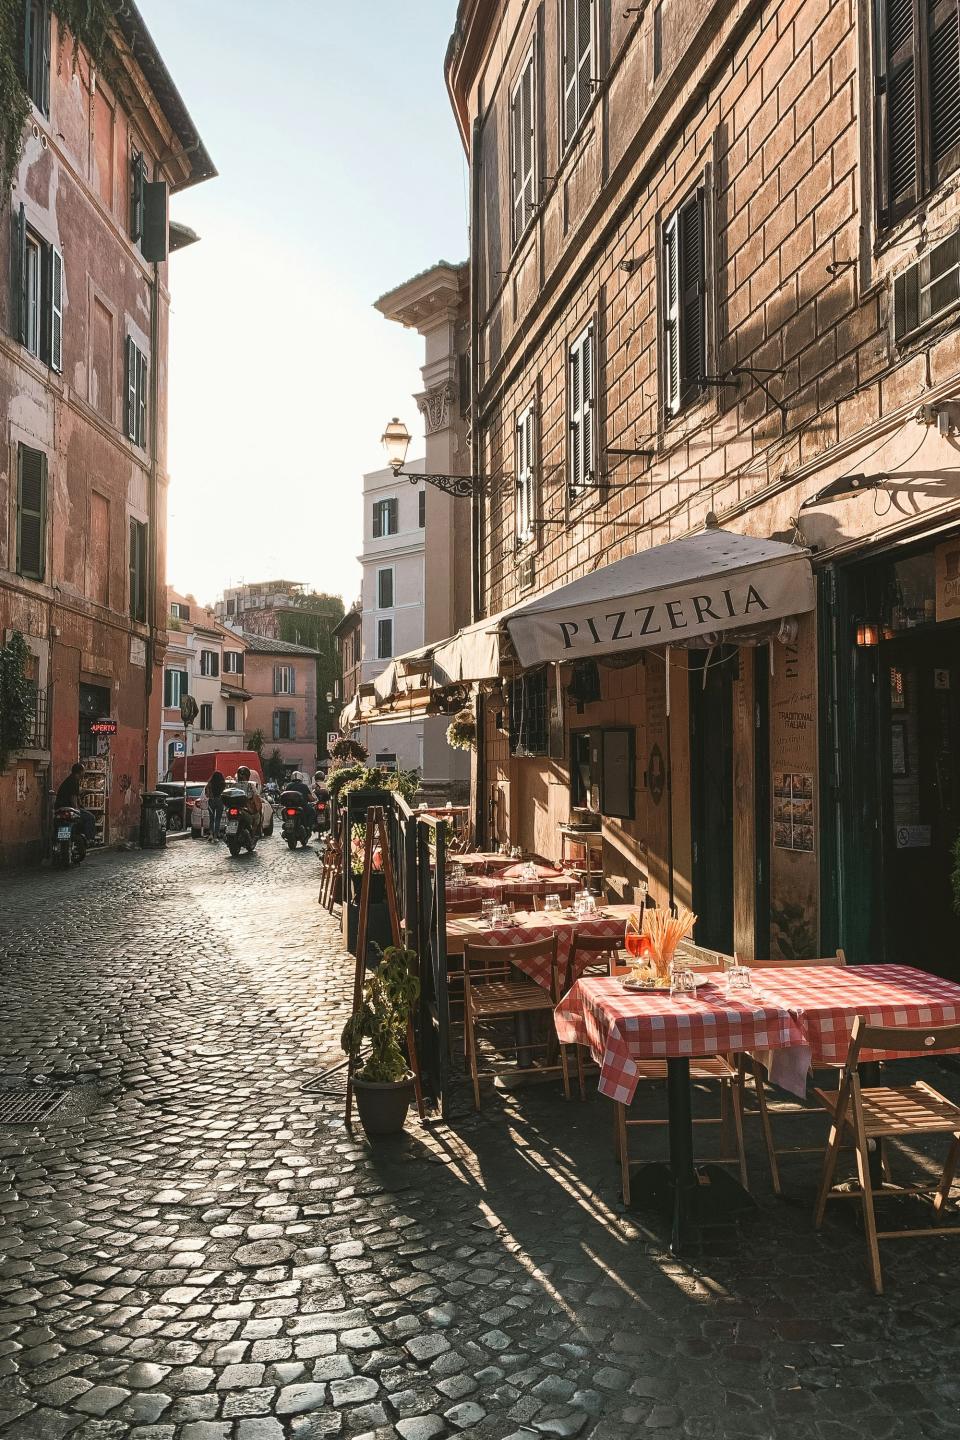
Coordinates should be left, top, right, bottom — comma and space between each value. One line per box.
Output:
2, 839, 960, 1440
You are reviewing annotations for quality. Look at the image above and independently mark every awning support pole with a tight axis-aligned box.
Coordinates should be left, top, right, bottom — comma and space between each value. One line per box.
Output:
665, 646, 675, 913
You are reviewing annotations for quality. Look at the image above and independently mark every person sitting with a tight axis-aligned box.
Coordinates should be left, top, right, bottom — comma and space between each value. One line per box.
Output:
285, 771, 315, 826
205, 769, 226, 840
235, 765, 263, 832
54, 763, 97, 841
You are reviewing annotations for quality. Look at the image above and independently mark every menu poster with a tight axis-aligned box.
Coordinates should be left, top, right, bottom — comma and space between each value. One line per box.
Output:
773, 771, 815, 852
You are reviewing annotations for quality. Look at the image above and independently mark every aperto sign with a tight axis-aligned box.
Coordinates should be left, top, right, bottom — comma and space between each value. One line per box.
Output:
89, 718, 118, 736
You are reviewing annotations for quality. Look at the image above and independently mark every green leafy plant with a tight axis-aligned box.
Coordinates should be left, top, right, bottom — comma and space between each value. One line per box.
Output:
245, 728, 265, 757
446, 709, 476, 751
0, 630, 35, 773
331, 736, 368, 764
264, 748, 286, 784
1, 0, 119, 192
770, 901, 817, 961
341, 946, 420, 1083
327, 762, 366, 801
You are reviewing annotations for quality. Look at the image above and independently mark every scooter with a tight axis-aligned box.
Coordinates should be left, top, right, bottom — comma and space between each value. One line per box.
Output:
222, 787, 260, 857
280, 789, 313, 849
314, 794, 330, 835
53, 807, 87, 867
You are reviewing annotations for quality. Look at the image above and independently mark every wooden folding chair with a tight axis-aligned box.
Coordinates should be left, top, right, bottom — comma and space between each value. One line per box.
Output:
562, 933, 629, 1101
319, 841, 342, 911
813, 1016, 960, 1294
463, 936, 570, 1110
445, 896, 484, 915
739, 950, 847, 1195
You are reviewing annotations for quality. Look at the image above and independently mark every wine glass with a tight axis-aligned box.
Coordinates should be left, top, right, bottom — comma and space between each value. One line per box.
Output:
543, 893, 562, 914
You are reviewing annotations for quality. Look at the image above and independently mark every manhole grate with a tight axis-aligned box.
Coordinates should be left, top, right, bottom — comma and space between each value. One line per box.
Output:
0, 1087, 68, 1125
301, 1061, 350, 1099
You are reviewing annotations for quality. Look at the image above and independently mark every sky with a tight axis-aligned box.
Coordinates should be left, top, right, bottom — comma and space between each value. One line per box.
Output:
145, 0, 467, 611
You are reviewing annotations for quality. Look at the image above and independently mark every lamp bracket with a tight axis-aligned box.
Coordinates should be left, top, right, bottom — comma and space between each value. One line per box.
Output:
393, 466, 513, 498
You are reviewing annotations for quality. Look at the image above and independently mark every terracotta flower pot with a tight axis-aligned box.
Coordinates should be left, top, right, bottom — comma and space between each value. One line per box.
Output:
352, 1074, 414, 1138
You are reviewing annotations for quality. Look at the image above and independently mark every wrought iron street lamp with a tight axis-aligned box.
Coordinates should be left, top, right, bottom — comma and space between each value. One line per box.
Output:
380, 417, 511, 498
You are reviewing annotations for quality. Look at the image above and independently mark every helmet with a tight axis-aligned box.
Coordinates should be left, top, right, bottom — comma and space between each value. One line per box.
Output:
236, 765, 250, 782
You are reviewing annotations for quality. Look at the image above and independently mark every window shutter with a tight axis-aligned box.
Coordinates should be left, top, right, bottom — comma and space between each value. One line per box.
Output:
11, 202, 26, 345
511, 76, 525, 241
563, 0, 579, 143
19, 0, 30, 79
50, 246, 63, 372
929, 0, 960, 186
16, 444, 46, 579
130, 150, 146, 240
522, 56, 535, 225
663, 212, 680, 416
289, 667, 295, 694
125, 336, 136, 438
273, 711, 280, 741
418, 490, 425, 527
372, 502, 382, 538
881, 0, 921, 223
581, 324, 594, 483
569, 337, 582, 493
388, 498, 398, 533
39, 0, 50, 114
289, 711, 296, 739
142, 180, 168, 262
273, 664, 281, 693
576, 0, 593, 126
679, 190, 705, 399
137, 348, 147, 447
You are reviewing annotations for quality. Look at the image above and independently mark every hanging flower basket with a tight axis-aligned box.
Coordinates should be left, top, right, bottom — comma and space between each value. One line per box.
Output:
446, 710, 476, 751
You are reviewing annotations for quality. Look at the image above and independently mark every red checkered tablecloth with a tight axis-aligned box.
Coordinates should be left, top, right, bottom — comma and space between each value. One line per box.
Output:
555, 976, 801, 1105
456, 912, 629, 991
446, 874, 579, 905
750, 964, 960, 1066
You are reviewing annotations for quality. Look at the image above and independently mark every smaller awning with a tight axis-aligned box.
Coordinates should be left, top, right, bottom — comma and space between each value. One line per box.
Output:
430, 611, 510, 686
339, 693, 362, 729
506, 530, 815, 667
220, 685, 251, 702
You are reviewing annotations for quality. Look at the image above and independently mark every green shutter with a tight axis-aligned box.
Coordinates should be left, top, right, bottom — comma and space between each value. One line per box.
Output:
11, 203, 26, 345
16, 444, 46, 579
39, 0, 50, 114
125, 336, 136, 437
50, 246, 63, 372
142, 181, 168, 262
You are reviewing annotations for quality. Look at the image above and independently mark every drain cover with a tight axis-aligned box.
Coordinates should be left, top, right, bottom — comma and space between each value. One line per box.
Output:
301, 1061, 349, 1099
0, 1086, 68, 1125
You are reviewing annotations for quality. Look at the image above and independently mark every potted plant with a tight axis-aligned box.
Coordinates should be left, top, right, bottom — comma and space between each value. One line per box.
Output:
342, 946, 420, 1137
446, 709, 477, 751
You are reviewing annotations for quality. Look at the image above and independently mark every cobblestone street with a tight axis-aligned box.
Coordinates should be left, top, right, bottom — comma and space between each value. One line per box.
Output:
1, 840, 960, 1440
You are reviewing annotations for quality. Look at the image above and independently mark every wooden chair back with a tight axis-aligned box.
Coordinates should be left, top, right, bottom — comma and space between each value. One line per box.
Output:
743, 949, 846, 968
680, 941, 736, 971
464, 935, 561, 1000
567, 932, 627, 989
446, 897, 483, 915
844, 1015, 960, 1074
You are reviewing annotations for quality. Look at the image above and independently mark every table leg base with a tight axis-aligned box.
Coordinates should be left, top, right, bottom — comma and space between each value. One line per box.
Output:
626, 1162, 757, 1250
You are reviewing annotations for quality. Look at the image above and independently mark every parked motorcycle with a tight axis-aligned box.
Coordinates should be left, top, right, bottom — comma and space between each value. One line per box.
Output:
280, 789, 313, 850
53, 806, 87, 867
222, 786, 260, 857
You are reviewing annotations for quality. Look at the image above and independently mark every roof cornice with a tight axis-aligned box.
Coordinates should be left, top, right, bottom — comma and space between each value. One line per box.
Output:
445, 0, 498, 150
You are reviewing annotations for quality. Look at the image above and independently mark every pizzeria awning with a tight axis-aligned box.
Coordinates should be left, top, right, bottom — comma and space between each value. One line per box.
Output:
505, 530, 815, 667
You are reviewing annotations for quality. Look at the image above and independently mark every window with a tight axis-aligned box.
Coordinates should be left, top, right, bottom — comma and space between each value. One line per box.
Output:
662, 188, 706, 419
876, 0, 960, 227
568, 321, 596, 498
125, 337, 148, 447
223, 651, 243, 674
226, 597, 236, 614
601, 728, 635, 819
163, 669, 188, 708
375, 752, 398, 771
511, 43, 537, 243
170, 601, 190, 620
418, 489, 425, 528
274, 709, 295, 741
515, 400, 536, 544
130, 148, 147, 241
20, 0, 50, 114
274, 664, 294, 694
129, 518, 147, 621
509, 668, 549, 755
199, 649, 220, 678
377, 568, 394, 609
199, 703, 213, 731
225, 704, 236, 732
377, 617, 393, 659
571, 731, 596, 810
16, 443, 46, 580
372, 497, 398, 537
10, 205, 63, 370
562, 0, 596, 149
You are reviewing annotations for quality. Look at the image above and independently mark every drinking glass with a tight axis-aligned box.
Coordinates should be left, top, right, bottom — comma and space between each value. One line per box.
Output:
725, 964, 753, 997
670, 964, 698, 997
580, 892, 597, 917
522, 861, 538, 882
543, 893, 562, 913
481, 899, 497, 926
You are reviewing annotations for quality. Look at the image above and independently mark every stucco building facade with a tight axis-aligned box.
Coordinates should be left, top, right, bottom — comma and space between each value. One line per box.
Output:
241, 633, 320, 778
434, 0, 960, 973
0, 2, 213, 863
158, 591, 247, 778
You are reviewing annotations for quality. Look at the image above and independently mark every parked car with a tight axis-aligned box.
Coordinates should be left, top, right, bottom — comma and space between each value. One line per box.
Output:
191, 782, 274, 838
156, 781, 207, 831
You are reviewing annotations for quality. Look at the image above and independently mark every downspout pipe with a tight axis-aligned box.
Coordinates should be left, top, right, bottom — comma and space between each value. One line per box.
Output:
469, 113, 486, 846
144, 258, 160, 790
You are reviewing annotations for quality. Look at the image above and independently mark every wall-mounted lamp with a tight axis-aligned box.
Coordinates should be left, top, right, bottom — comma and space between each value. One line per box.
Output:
619, 258, 641, 275
855, 619, 881, 648
381, 418, 512, 498
800, 473, 885, 510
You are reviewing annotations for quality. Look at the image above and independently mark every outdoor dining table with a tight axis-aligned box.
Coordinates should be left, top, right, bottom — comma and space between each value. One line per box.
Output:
445, 901, 635, 988
554, 962, 960, 1253
449, 852, 516, 874
445, 873, 581, 905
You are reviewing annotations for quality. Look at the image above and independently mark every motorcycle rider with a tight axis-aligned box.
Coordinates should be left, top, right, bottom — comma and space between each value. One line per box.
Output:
54, 763, 97, 841
285, 770, 315, 828
234, 764, 264, 833
313, 769, 331, 830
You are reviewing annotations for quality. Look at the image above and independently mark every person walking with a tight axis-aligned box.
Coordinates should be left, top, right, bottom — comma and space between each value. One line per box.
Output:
205, 769, 226, 840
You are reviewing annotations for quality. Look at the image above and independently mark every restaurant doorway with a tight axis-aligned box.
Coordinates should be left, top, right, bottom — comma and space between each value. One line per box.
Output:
689, 648, 735, 954
823, 537, 960, 979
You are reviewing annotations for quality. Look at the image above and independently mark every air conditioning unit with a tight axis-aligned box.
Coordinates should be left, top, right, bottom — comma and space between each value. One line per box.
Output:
894, 230, 960, 343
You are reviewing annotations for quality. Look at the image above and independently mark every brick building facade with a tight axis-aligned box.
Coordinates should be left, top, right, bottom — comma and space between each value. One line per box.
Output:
0, 2, 213, 864
440, 0, 960, 972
